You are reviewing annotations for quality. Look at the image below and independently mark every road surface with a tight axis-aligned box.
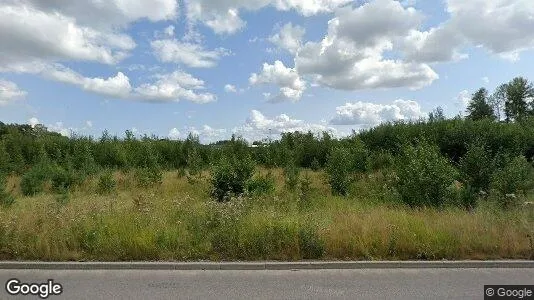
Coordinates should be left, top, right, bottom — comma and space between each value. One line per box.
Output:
1, 268, 533, 299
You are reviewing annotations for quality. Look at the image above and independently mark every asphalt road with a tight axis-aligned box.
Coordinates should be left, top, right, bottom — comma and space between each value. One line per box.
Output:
1, 268, 533, 299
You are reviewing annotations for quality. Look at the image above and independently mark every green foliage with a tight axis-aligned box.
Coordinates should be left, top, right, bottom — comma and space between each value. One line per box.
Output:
135, 167, 163, 188
490, 156, 534, 207
50, 165, 78, 193
394, 142, 458, 207
450, 184, 479, 210
459, 142, 494, 192
20, 162, 52, 196
298, 172, 313, 208
326, 147, 353, 196
210, 156, 255, 202
368, 150, 394, 171
97, 171, 116, 195
283, 162, 300, 192
466, 88, 495, 121
246, 172, 275, 196
298, 227, 325, 259
504, 77, 534, 122
0, 173, 14, 207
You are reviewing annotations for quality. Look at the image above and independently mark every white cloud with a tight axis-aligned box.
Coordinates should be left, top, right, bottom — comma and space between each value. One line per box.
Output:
269, 23, 306, 54
168, 125, 227, 143
294, 0, 438, 90
168, 128, 181, 140
0, 79, 27, 105
403, 0, 534, 63
86, 121, 93, 128
15, 0, 178, 29
28, 117, 40, 128
330, 99, 425, 126
235, 110, 335, 141
134, 71, 216, 103
151, 39, 228, 68
0, 4, 136, 68
48, 122, 73, 137
185, 0, 352, 34
4, 62, 215, 104
250, 61, 306, 102
454, 90, 471, 114
482, 77, 490, 84
224, 84, 238, 93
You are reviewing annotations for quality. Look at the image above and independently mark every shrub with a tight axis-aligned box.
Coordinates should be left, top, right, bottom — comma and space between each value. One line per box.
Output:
0, 173, 14, 207
246, 172, 275, 197
325, 147, 353, 196
20, 162, 51, 196
394, 142, 458, 207
298, 172, 314, 209
459, 142, 494, 192
97, 171, 116, 195
368, 150, 394, 171
135, 167, 163, 188
450, 184, 479, 210
210, 156, 255, 202
50, 166, 78, 193
283, 163, 300, 192
298, 227, 325, 259
490, 155, 534, 207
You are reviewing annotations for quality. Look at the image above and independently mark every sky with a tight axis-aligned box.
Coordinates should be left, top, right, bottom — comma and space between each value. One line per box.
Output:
1, 0, 534, 143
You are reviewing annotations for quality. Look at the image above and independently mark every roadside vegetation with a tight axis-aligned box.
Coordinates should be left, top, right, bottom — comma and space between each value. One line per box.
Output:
0, 76, 533, 261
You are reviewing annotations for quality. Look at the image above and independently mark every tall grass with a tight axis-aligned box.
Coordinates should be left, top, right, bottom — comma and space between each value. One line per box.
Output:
0, 170, 532, 261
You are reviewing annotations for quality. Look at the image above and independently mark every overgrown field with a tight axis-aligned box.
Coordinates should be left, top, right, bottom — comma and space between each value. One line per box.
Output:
0, 169, 533, 261
3, 76, 534, 260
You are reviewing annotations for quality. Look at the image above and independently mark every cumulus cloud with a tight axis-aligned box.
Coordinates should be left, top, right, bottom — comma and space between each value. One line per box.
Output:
235, 110, 335, 141
134, 71, 216, 103
27, 117, 40, 128
330, 100, 425, 126
250, 61, 306, 102
402, 0, 534, 62
0, 4, 137, 68
0, 79, 27, 105
168, 125, 227, 143
294, 0, 438, 90
185, 0, 352, 34
224, 84, 238, 93
151, 39, 229, 68
269, 23, 306, 54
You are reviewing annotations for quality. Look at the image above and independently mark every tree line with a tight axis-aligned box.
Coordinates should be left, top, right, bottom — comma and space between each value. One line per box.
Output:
1, 76, 534, 209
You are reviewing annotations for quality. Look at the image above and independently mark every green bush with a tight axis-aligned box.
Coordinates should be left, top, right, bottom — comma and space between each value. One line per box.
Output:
20, 162, 52, 196
368, 150, 394, 171
450, 184, 479, 210
298, 227, 325, 259
0, 173, 14, 207
246, 172, 275, 197
210, 156, 255, 202
490, 156, 534, 207
50, 166, 78, 193
97, 171, 116, 195
298, 172, 314, 209
135, 167, 163, 188
459, 142, 494, 192
326, 147, 353, 196
394, 142, 458, 207
283, 163, 300, 192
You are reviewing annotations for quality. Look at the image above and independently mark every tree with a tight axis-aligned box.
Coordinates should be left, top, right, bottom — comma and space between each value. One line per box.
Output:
489, 84, 507, 121
504, 77, 534, 122
428, 107, 445, 122
466, 88, 495, 121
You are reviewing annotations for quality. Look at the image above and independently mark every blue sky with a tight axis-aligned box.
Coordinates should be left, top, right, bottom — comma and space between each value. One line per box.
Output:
1, 0, 534, 142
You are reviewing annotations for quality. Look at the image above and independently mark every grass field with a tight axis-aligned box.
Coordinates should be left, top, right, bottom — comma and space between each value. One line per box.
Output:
1, 169, 533, 261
